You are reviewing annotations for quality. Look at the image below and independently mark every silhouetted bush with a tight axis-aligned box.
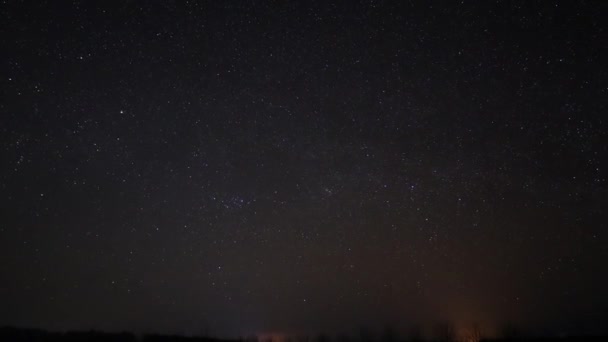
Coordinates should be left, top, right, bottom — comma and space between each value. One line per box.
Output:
0, 327, 135, 342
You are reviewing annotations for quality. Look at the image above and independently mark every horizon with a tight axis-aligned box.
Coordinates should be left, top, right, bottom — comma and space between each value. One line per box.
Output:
3, 324, 608, 341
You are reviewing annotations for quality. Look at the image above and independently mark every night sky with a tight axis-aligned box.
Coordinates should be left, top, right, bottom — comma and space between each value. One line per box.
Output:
1, 1, 607, 339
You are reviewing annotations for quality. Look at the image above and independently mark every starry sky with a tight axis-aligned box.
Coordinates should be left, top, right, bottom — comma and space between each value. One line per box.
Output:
1, 0, 607, 339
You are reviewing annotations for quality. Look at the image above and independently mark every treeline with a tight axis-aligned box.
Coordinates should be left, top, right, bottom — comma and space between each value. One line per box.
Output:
0, 326, 238, 342
1, 326, 606, 342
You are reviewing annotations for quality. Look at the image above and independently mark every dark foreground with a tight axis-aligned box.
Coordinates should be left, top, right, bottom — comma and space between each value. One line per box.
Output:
0, 327, 236, 342
1, 327, 607, 342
